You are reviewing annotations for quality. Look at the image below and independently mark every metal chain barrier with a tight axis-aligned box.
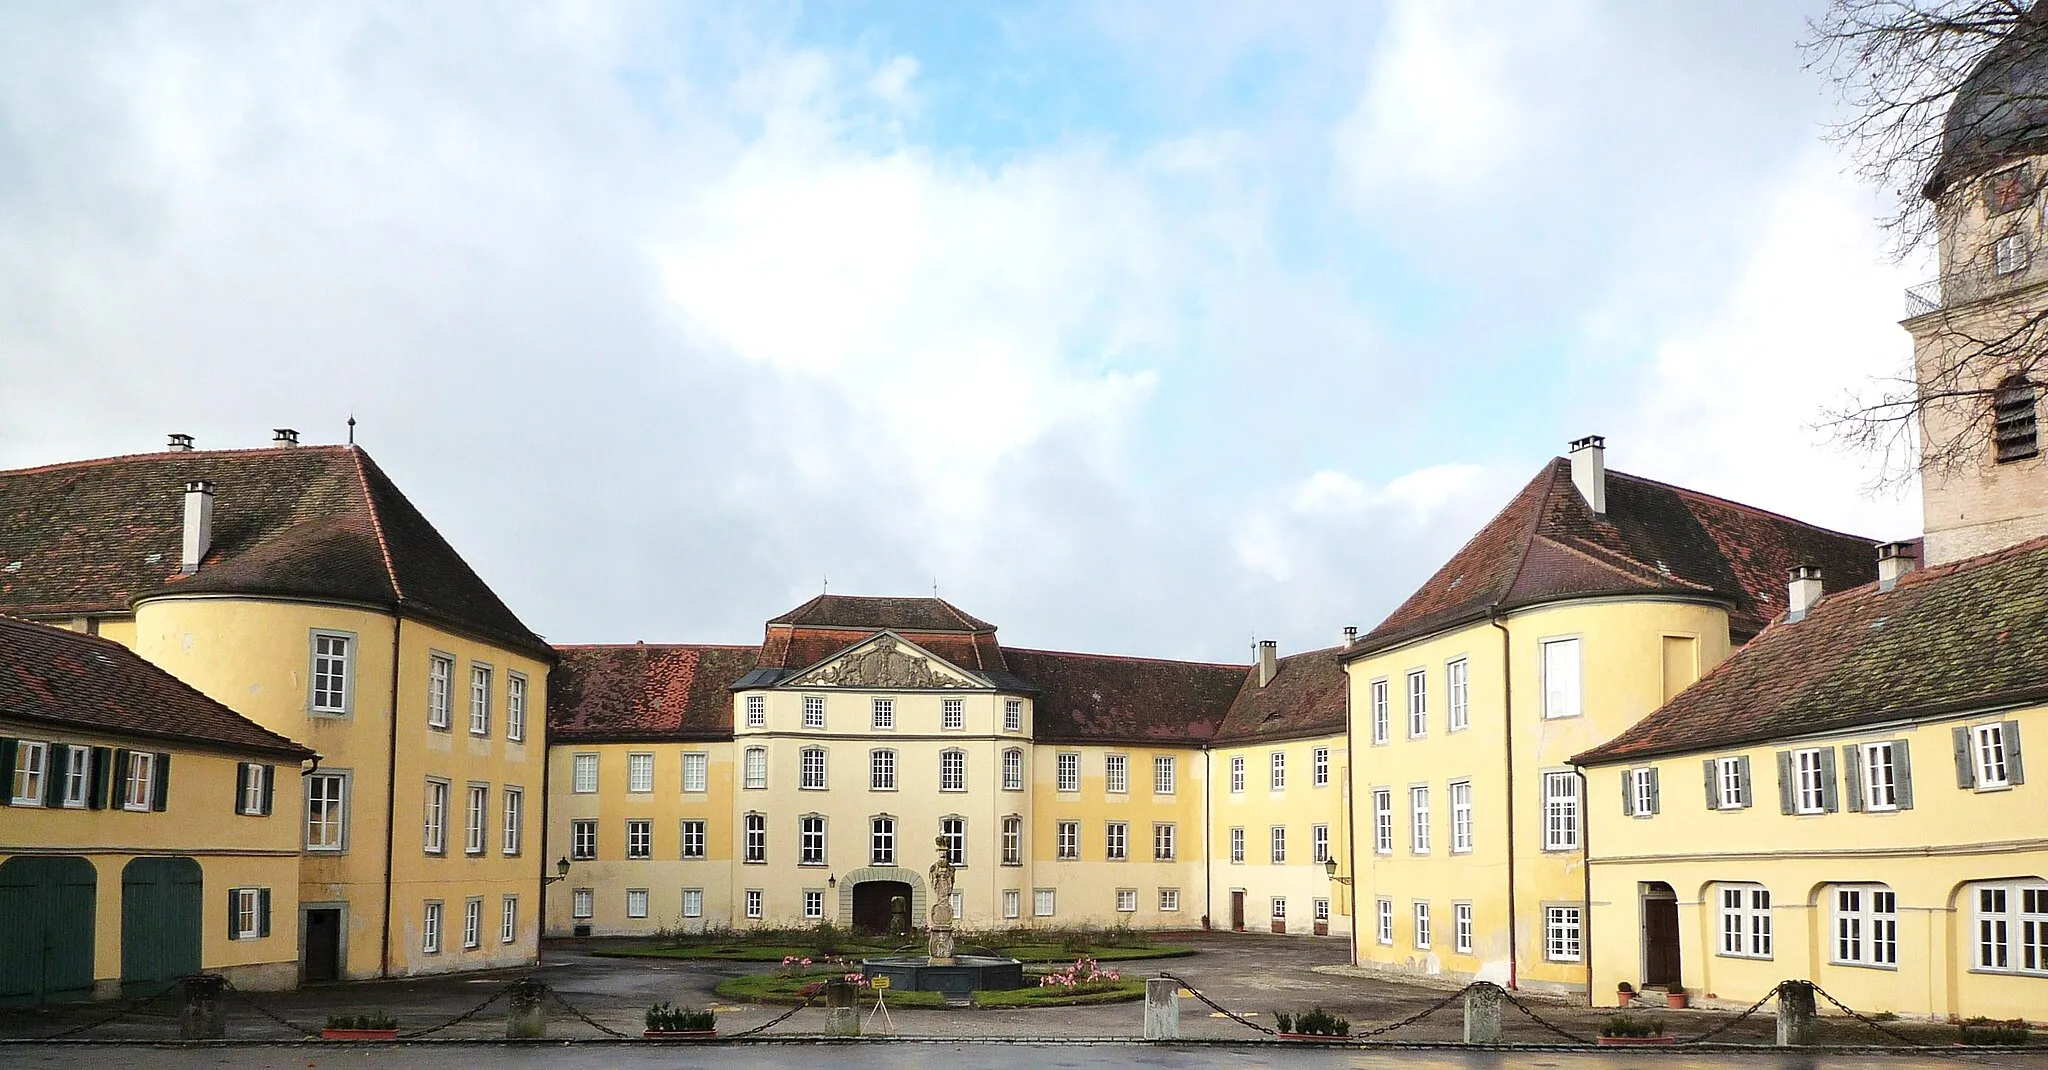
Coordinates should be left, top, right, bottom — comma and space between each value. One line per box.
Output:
545, 988, 634, 1039
1349, 982, 1484, 1042
397, 984, 513, 1039
725, 990, 820, 1038
1494, 986, 1594, 1045
220, 979, 318, 1038
1809, 981, 1926, 1047
1678, 983, 1779, 1045
1155, 972, 1275, 1036
32, 981, 182, 1040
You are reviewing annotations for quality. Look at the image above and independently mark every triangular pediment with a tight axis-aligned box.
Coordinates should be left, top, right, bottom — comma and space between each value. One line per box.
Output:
784, 631, 985, 690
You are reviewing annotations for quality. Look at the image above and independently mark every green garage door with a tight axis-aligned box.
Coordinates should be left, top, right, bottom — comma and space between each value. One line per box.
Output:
121, 857, 202, 996
0, 856, 98, 1006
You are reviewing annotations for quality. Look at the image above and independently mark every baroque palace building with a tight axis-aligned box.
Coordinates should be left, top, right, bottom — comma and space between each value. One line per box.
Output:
543, 596, 1352, 938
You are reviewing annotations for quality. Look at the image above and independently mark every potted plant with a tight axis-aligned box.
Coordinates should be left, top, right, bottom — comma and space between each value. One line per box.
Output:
1615, 981, 1635, 1006
322, 1012, 399, 1040
1274, 1007, 1350, 1040
644, 1002, 717, 1039
1597, 1014, 1673, 1046
1665, 984, 1689, 1009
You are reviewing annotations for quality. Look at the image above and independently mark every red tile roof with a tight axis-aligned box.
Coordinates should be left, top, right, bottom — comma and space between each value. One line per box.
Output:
1352, 459, 1880, 656
1576, 536, 2048, 765
548, 644, 760, 743
1211, 646, 1350, 744
0, 445, 551, 660
768, 595, 994, 632
0, 616, 314, 759
999, 648, 1248, 746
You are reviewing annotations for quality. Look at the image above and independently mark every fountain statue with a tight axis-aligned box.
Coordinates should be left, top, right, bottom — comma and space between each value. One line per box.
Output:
928, 836, 957, 964
859, 835, 1023, 996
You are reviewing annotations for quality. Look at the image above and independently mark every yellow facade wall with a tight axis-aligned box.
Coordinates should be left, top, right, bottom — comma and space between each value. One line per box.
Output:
1033, 742, 1206, 929
1205, 734, 1351, 936
545, 741, 736, 935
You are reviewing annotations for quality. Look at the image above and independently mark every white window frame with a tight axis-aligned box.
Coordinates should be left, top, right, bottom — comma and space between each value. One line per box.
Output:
1230, 755, 1245, 793
681, 889, 702, 918
800, 814, 828, 865
1002, 748, 1024, 791
1544, 906, 1583, 962
1717, 756, 1749, 809
743, 812, 766, 863
1313, 747, 1330, 787
1105, 753, 1128, 794
501, 896, 518, 943
1542, 771, 1579, 851
804, 889, 825, 920
464, 897, 483, 948
423, 779, 449, 855
1314, 898, 1330, 922
1160, 888, 1181, 912
1630, 767, 1657, 817
803, 695, 826, 729
940, 749, 966, 792
871, 697, 895, 730
427, 653, 453, 729
232, 887, 263, 940
1106, 821, 1128, 861
1371, 679, 1390, 744
1002, 815, 1023, 865
1153, 822, 1176, 861
1540, 637, 1582, 719
1447, 657, 1469, 732
1056, 753, 1079, 792
1974, 723, 2012, 788
1004, 889, 1021, 919
1229, 826, 1244, 864
682, 752, 708, 794
941, 816, 966, 866
506, 672, 527, 742
1450, 779, 1473, 853
870, 816, 896, 865
502, 787, 523, 856
745, 694, 766, 728
1831, 885, 1899, 968
1313, 823, 1331, 864
122, 750, 155, 811
1795, 748, 1828, 814
571, 818, 597, 860
743, 746, 767, 790
310, 631, 353, 716
1271, 896, 1287, 921
1454, 902, 1474, 954
63, 746, 92, 809
1413, 901, 1432, 949
1996, 231, 2028, 275
1154, 755, 1176, 795
572, 888, 594, 919
1410, 785, 1431, 854
306, 771, 349, 851
12, 740, 51, 806
1034, 888, 1056, 918
464, 783, 488, 855
681, 819, 706, 859
1718, 884, 1774, 959
801, 747, 828, 790
1270, 751, 1286, 791
745, 889, 763, 920
1406, 669, 1427, 737
627, 752, 655, 794
1373, 788, 1393, 854
626, 818, 652, 859
1376, 898, 1394, 945
571, 753, 598, 794
1861, 742, 1898, 811
1270, 825, 1286, 864
942, 698, 965, 731
468, 664, 492, 736
422, 901, 443, 953
1971, 882, 2048, 974
1004, 699, 1023, 732
1057, 821, 1079, 860
1116, 889, 1138, 913
870, 748, 896, 790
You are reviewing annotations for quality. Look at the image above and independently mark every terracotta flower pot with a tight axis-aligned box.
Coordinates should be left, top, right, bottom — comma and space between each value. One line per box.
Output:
1277, 1033, 1348, 1041
1597, 1034, 1675, 1046
643, 1030, 717, 1040
1666, 991, 1689, 1009
321, 1028, 399, 1040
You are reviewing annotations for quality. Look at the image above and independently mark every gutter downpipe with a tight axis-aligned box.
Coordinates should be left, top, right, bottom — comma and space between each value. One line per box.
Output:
537, 697, 554, 965
380, 614, 404, 978
1341, 659, 1360, 961
1577, 764, 1593, 1006
1488, 605, 1518, 990
1203, 748, 1213, 930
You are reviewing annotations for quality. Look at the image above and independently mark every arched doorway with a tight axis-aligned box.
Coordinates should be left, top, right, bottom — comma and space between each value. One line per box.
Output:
852, 881, 913, 935
1641, 881, 1680, 987
0, 856, 97, 1006
121, 857, 202, 996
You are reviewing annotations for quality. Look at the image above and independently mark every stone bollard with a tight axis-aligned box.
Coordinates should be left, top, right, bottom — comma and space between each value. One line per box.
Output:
1462, 983, 1504, 1044
180, 974, 227, 1040
506, 977, 548, 1039
826, 978, 861, 1037
1775, 980, 1817, 1046
1143, 978, 1180, 1040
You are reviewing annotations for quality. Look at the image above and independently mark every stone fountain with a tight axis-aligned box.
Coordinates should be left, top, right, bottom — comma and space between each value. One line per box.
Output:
861, 837, 1024, 997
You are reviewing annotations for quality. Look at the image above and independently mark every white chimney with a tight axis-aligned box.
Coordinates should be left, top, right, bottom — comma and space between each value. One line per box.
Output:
1343, 626, 1359, 647
272, 428, 300, 447
181, 481, 215, 574
167, 433, 194, 452
1257, 640, 1278, 688
1877, 541, 1918, 592
1569, 435, 1606, 514
1786, 565, 1823, 622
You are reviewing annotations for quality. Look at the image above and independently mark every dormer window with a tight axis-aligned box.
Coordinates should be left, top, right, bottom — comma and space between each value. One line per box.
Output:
1994, 374, 2039, 463
1995, 232, 2028, 276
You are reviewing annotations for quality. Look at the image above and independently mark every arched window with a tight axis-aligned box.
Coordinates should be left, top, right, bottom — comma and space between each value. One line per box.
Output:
939, 816, 966, 865
799, 747, 827, 790
1002, 748, 1024, 791
939, 749, 966, 792
1995, 375, 2039, 463
1827, 884, 1898, 968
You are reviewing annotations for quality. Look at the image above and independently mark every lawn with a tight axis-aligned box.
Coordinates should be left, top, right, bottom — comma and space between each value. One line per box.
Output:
712, 970, 1149, 1009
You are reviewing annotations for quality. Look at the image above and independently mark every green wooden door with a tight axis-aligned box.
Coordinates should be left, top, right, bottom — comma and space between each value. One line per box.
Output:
120, 857, 202, 996
0, 856, 98, 1006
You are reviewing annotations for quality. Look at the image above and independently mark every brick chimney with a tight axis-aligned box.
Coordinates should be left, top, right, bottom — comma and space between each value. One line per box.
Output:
272, 428, 300, 447
1257, 640, 1278, 688
181, 481, 215, 574
167, 433, 194, 452
1877, 541, 1918, 592
1786, 565, 1823, 622
1569, 435, 1606, 514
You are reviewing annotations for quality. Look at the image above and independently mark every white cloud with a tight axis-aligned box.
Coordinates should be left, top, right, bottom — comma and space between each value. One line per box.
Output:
1238, 462, 1494, 583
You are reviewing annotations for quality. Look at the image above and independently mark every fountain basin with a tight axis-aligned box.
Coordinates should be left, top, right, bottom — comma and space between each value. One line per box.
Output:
862, 955, 1026, 996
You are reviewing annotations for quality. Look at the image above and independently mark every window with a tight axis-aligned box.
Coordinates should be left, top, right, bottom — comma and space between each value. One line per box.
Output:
311, 632, 351, 714
427, 654, 453, 729
1791, 747, 1832, 814
1718, 885, 1774, 958
571, 819, 597, 860
1229, 827, 1245, 864
1106, 821, 1128, 861
870, 816, 896, 865
628, 753, 654, 793
1220, 755, 1240, 793
1407, 670, 1427, 737
1377, 898, 1394, 945
423, 779, 448, 854
1270, 825, 1287, 864
1414, 902, 1432, 949
745, 889, 763, 920
941, 816, 966, 865
1153, 823, 1176, 861
681, 819, 706, 859
465, 898, 483, 947
422, 901, 443, 952
469, 665, 492, 735
1313, 823, 1330, 864
1373, 789, 1394, 854
1056, 753, 1079, 792
1314, 898, 1330, 923
682, 752, 708, 793
799, 814, 827, 865
942, 698, 964, 730
1002, 815, 1023, 864
572, 889, 593, 919
1972, 882, 2048, 974
1454, 903, 1474, 954
870, 749, 896, 790
1626, 767, 1659, 817
1858, 742, 1903, 811
743, 747, 767, 790
502, 788, 522, 855
1410, 786, 1432, 854
1034, 889, 1056, 917
1313, 747, 1329, 787
306, 772, 348, 851
1447, 658, 1469, 731
229, 887, 268, 940
1003, 748, 1024, 791
940, 749, 966, 792
1711, 755, 1751, 809
507, 673, 527, 741
1995, 375, 2040, 463
746, 694, 766, 728
1058, 821, 1079, 860
121, 751, 158, 811
801, 747, 828, 790
1832, 885, 1899, 968
1450, 780, 1473, 853
1271, 897, 1287, 921
871, 698, 894, 730
1004, 889, 1021, 919
1105, 754, 1128, 794
572, 754, 598, 794
1971, 722, 2020, 788
1270, 751, 1286, 790
18, 740, 68, 810
465, 784, 488, 855
804, 889, 825, 920
627, 819, 651, 859
1996, 231, 2029, 275
1117, 889, 1138, 913
1541, 638, 1581, 719
682, 889, 702, 918
1371, 679, 1390, 744
804, 695, 826, 728
1004, 699, 1023, 732
63, 747, 91, 809
1545, 906, 1582, 961
501, 896, 518, 943
1154, 755, 1176, 795
1542, 772, 1578, 850
744, 813, 766, 863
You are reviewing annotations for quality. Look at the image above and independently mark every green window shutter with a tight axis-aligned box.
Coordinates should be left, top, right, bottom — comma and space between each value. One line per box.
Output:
43, 749, 63, 807
0, 738, 15, 806
227, 889, 241, 941
151, 753, 171, 812
1952, 726, 1975, 788
260, 765, 275, 816
1842, 746, 1864, 812
88, 747, 112, 809
1647, 768, 1660, 814
1620, 771, 1635, 816
1894, 740, 1914, 810
1819, 747, 1839, 812
1702, 759, 1718, 810
112, 750, 131, 806
2003, 721, 2025, 785
235, 763, 250, 815
258, 889, 272, 937
1775, 751, 1795, 814
1736, 756, 1753, 808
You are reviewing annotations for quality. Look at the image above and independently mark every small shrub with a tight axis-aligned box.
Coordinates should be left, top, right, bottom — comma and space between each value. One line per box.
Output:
1600, 1015, 1664, 1038
1273, 1012, 1292, 1034
1289, 1007, 1350, 1037
645, 1002, 716, 1033
1870, 1010, 1898, 1022
325, 1012, 396, 1030
1957, 1017, 2031, 1046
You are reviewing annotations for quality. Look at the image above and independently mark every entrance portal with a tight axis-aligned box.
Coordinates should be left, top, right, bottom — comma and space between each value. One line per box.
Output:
304, 908, 342, 983
1642, 882, 1680, 987
121, 857, 202, 996
1230, 891, 1246, 931
852, 881, 913, 935
0, 856, 96, 1006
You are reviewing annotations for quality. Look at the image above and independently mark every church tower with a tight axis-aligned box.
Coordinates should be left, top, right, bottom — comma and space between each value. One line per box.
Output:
1907, 10, 2048, 565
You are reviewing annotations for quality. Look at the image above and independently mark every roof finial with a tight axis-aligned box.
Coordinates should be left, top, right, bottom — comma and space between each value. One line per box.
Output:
822, 573, 829, 595
347, 413, 356, 445
932, 577, 939, 598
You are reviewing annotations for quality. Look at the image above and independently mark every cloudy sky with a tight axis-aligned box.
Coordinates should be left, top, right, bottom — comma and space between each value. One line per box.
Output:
0, 1, 1928, 662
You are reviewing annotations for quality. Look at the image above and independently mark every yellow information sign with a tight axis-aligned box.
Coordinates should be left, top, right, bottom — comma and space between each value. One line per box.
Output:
870, 975, 891, 990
